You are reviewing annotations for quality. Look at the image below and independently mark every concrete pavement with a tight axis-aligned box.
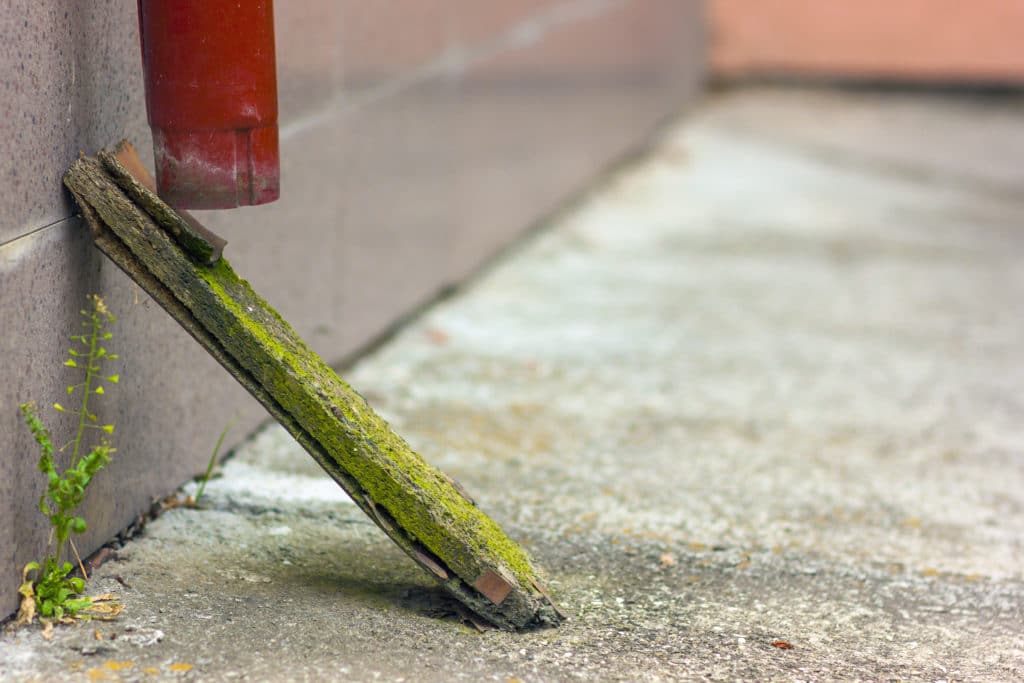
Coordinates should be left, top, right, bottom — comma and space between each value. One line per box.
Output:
2, 87, 1023, 681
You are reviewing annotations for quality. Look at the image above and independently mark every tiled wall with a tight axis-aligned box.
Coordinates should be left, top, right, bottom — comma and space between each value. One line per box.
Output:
0, 0, 704, 617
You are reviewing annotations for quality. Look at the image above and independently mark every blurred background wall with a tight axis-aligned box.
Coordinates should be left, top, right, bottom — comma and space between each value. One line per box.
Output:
711, 0, 1024, 85
0, 1, 705, 619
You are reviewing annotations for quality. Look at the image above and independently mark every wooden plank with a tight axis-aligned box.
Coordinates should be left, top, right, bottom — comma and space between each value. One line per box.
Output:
99, 142, 225, 264
63, 149, 564, 630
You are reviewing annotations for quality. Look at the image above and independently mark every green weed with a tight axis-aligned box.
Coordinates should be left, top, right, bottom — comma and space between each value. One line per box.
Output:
193, 419, 234, 505
16, 294, 121, 626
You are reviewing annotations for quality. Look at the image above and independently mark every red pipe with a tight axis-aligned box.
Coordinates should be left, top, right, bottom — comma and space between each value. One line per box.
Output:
137, 0, 280, 209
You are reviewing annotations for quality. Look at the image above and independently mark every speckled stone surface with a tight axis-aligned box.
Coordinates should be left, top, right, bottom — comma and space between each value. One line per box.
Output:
0, 0, 150, 244
1, 0, 705, 620
2, 88, 1021, 681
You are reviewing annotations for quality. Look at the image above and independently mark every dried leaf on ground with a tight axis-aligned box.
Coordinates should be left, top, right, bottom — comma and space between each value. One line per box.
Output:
84, 595, 125, 621
90, 593, 119, 603
424, 327, 450, 345
160, 494, 196, 510
15, 569, 37, 627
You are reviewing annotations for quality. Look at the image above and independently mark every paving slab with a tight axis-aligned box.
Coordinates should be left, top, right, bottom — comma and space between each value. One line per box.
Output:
3, 88, 1023, 681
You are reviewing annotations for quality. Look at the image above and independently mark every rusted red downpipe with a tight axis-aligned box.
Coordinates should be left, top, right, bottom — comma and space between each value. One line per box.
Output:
137, 0, 280, 209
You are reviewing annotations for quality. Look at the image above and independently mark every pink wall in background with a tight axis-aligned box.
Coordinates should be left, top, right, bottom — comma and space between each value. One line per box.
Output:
712, 0, 1024, 83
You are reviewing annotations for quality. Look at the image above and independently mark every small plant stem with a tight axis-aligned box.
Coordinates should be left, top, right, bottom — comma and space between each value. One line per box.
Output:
69, 538, 89, 580
47, 524, 61, 570
71, 311, 100, 468
18, 295, 120, 627
194, 420, 233, 504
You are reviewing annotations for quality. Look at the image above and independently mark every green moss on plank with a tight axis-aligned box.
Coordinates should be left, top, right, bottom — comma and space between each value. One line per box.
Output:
195, 259, 538, 587
62, 153, 555, 626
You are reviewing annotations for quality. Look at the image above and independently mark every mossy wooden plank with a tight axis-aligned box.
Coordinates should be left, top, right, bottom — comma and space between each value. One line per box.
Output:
64, 152, 563, 630
98, 143, 224, 264
74, 193, 513, 623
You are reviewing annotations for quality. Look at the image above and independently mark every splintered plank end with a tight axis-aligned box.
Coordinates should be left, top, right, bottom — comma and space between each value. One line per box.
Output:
99, 140, 226, 264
